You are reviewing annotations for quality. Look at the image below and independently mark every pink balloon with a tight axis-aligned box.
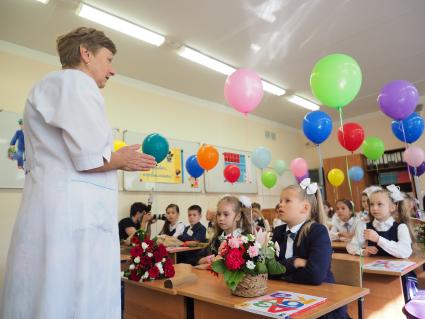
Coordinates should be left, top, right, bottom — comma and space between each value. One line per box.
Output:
290, 158, 308, 178
224, 68, 264, 114
403, 146, 425, 167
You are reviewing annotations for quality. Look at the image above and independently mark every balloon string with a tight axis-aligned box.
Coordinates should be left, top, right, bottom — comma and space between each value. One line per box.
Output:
400, 121, 413, 184
317, 145, 324, 187
345, 154, 354, 209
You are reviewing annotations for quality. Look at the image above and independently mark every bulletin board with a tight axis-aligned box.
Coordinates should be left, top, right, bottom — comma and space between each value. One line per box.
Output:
0, 110, 25, 188
204, 146, 258, 194
123, 130, 203, 192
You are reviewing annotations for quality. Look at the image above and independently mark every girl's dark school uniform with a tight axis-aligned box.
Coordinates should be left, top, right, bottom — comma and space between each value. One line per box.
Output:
271, 223, 349, 319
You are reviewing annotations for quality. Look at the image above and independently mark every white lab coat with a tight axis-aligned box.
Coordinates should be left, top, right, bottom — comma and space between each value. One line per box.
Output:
0, 69, 121, 319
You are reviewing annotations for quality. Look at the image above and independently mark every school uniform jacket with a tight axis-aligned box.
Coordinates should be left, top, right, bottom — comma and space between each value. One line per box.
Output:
271, 222, 335, 285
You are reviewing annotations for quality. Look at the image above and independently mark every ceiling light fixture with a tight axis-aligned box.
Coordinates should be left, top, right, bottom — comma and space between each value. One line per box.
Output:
177, 46, 286, 96
35, 0, 49, 4
76, 4, 165, 47
287, 95, 320, 111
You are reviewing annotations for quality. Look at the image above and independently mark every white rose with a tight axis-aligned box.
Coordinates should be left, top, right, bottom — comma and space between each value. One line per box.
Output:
129, 264, 135, 270
142, 271, 149, 279
246, 260, 256, 270
156, 262, 164, 275
141, 242, 148, 250
147, 252, 153, 258
134, 256, 141, 264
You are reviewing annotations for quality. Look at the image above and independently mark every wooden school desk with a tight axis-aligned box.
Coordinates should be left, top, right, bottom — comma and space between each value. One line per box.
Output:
332, 252, 425, 319
123, 267, 369, 319
331, 241, 348, 252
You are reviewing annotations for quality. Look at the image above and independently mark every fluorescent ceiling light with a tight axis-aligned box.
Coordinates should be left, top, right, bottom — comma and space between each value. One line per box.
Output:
177, 46, 285, 96
287, 95, 320, 111
262, 81, 286, 96
177, 46, 236, 76
77, 4, 165, 47
250, 43, 262, 52
35, 0, 49, 3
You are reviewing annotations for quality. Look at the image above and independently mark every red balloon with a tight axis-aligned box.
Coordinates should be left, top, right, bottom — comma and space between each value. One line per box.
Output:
223, 165, 240, 183
337, 122, 365, 152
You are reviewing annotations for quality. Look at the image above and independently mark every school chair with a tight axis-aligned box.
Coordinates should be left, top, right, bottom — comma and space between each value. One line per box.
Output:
332, 258, 364, 319
403, 292, 425, 319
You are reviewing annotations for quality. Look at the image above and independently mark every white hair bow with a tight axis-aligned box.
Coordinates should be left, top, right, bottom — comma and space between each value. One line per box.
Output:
386, 184, 405, 203
239, 195, 252, 208
300, 178, 318, 195
363, 185, 382, 198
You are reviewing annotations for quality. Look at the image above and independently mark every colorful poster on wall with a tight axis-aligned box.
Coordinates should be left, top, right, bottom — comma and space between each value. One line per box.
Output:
223, 152, 253, 183
140, 148, 183, 184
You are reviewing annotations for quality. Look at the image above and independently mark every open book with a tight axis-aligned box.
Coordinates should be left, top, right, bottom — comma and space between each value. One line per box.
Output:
362, 260, 416, 272
235, 291, 326, 318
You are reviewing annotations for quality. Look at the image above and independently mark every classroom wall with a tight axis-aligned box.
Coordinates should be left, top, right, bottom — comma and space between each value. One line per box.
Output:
0, 42, 304, 288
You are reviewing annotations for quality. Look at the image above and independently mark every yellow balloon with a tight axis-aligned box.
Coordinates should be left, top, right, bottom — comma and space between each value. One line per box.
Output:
113, 140, 128, 152
327, 168, 345, 187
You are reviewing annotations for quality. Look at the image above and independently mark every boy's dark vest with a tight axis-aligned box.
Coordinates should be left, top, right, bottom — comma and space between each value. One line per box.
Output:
366, 221, 399, 256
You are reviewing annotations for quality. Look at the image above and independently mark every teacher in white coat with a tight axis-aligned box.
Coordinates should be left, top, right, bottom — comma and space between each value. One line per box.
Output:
0, 27, 156, 319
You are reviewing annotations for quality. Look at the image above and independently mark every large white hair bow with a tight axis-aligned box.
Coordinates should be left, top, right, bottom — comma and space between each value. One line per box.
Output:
300, 178, 318, 195
363, 185, 382, 198
238, 195, 252, 208
386, 184, 405, 203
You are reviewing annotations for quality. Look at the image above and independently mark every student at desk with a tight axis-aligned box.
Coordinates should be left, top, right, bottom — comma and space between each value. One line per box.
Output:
347, 185, 418, 301
271, 178, 349, 319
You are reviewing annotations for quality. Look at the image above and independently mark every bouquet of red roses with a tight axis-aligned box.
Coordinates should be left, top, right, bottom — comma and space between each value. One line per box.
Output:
211, 230, 285, 291
122, 229, 175, 282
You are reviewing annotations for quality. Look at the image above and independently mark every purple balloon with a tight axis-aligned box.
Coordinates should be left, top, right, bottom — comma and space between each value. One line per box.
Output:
296, 172, 310, 183
378, 80, 419, 120
409, 162, 425, 177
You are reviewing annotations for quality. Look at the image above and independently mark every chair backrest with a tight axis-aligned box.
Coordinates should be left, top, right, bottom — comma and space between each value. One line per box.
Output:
331, 258, 362, 288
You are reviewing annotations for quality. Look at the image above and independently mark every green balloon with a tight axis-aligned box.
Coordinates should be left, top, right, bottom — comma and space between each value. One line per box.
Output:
273, 160, 286, 176
310, 54, 362, 109
362, 136, 385, 161
142, 133, 169, 163
261, 170, 277, 189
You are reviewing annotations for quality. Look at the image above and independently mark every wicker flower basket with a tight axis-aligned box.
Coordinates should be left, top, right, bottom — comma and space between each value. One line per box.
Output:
231, 273, 268, 297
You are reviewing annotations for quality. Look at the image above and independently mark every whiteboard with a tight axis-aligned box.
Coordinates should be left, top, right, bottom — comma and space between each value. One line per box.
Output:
204, 146, 258, 194
0, 110, 26, 188
123, 130, 203, 192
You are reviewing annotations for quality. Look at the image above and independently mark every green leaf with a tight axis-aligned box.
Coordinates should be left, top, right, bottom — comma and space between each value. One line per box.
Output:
266, 259, 286, 275
224, 270, 245, 291
211, 259, 226, 274
256, 260, 268, 274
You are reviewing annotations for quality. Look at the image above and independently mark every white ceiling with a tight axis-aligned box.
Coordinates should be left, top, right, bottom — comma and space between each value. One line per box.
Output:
1, 0, 425, 128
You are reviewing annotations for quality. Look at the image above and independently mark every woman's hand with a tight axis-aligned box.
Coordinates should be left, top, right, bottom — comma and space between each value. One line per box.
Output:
116, 144, 156, 171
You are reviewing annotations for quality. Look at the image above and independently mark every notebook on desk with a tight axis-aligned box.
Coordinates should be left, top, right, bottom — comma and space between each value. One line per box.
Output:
362, 260, 416, 272
235, 291, 326, 318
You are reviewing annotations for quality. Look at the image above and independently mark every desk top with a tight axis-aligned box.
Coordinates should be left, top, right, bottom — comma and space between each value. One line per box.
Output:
332, 252, 425, 276
331, 241, 348, 251
177, 269, 369, 319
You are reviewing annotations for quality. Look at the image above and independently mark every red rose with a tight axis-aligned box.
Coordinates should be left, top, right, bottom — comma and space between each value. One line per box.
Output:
130, 246, 143, 257
164, 263, 175, 278
148, 266, 160, 279
129, 271, 141, 282
225, 248, 245, 270
131, 235, 140, 245
164, 257, 174, 266
157, 244, 168, 258
153, 250, 163, 263
140, 255, 152, 267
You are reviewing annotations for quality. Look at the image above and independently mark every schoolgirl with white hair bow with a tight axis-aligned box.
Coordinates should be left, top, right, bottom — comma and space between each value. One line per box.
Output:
271, 178, 348, 319
347, 184, 415, 258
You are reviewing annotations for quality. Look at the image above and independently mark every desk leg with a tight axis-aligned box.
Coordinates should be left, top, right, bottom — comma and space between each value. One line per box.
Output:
347, 273, 405, 319
357, 297, 364, 319
124, 282, 186, 319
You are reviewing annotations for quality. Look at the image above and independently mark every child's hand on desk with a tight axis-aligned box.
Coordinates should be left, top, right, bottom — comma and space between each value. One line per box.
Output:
363, 229, 379, 242
294, 258, 307, 268
362, 246, 378, 256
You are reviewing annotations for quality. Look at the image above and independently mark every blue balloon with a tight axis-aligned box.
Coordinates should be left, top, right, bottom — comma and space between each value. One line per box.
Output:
185, 155, 204, 178
142, 133, 169, 163
302, 111, 333, 145
348, 166, 364, 182
251, 146, 271, 169
391, 112, 424, 143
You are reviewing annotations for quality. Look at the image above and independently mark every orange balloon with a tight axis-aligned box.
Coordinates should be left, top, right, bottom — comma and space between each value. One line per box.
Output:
197, 145, 219, 171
